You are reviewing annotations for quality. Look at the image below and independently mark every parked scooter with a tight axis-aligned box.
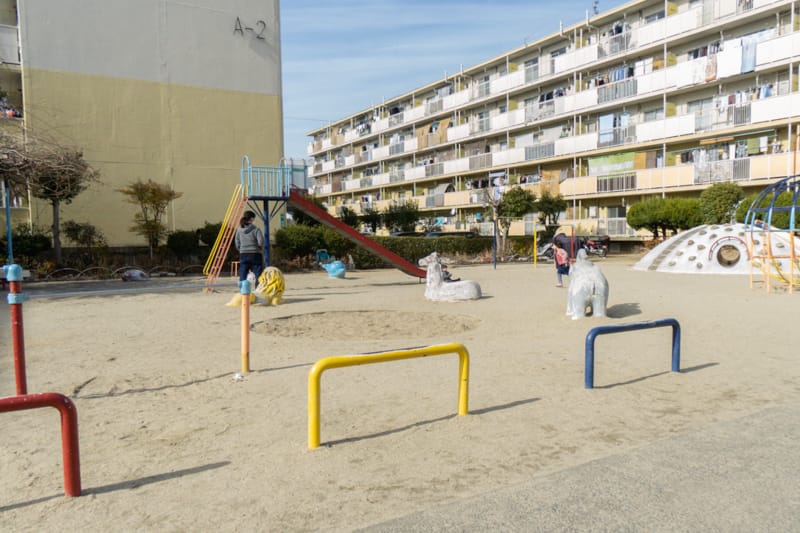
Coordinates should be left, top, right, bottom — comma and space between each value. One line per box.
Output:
581, 235, 610, 257
536, 242, 555, 261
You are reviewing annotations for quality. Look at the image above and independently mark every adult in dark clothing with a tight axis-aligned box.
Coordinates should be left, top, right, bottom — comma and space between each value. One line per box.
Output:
553, 232, 576, 260
234, 210, 265, 283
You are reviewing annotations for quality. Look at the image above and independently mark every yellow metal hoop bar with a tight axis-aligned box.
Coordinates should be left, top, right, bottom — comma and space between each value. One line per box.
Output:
307, 342, 470, 449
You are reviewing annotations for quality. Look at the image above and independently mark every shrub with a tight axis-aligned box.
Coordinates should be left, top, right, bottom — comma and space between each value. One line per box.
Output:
9, 224, 52, 258
274, 224, 324, 259
167, 230, 200, 259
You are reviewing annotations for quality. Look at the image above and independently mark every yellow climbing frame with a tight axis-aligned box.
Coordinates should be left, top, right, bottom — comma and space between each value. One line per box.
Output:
307, 342, 470, 449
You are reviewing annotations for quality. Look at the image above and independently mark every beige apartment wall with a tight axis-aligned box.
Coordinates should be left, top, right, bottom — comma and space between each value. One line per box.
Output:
22, 68, 282, 246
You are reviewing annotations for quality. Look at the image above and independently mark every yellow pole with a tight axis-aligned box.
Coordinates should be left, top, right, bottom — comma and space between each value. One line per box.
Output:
240, 280, 251, 374
307, 342, 470, 449
533, 220, 538, 268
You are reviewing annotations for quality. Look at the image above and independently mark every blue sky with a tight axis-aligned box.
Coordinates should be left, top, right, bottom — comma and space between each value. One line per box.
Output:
280, 0, 629, 160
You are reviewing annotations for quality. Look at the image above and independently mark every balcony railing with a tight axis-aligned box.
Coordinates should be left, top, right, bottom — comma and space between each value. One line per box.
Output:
525, 142, 555, 160
470, 117, 491, 134
469, 153, 492, 170
525, 101, 555, 122
474, 81, 491, 99
597, 217, 638, 237
425, 162, 445, 177
426, 99, 444, 115
598, 30, 634, 58
597, 173, 637, 192
389, 143, 404, 156
597, 78, 638, 104
598, 126, 635, 148
694, 158, 751, 184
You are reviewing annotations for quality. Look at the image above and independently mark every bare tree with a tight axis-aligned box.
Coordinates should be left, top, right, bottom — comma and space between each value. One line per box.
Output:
2, 131, 100, 264
0, 130, 34, 192
27, 140, 100, 264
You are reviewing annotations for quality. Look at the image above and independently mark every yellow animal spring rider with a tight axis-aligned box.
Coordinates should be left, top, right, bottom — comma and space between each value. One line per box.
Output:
225, 266, 285, 307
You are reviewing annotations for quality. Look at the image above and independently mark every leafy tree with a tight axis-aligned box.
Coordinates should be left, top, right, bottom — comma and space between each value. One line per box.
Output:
627, 197, 667, 239
274, 223, 324, 258
736, 191, 794, 228
339, 206, 360, 228
699, 182, 744, 224
497, 186, 536, 254
535, 191, 567, 225
5, 224, 51, 259
665, 198, 703, 232
27, 143, 99, 264
166, 230, 200, 259
196, 221, 221, 246
360, 206, 382, 234
383, 200, 419, 232
62, 220, 107, 248
291, 196, 326, 225
321, 227, 354, 258
117, 179, 183, 258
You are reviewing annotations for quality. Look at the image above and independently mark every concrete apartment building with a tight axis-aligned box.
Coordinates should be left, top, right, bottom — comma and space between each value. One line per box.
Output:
1, 0, 283, 247
306, 0, 800, 238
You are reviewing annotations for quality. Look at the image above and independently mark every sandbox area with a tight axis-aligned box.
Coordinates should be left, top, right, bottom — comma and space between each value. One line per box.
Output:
1, 257, 799, 531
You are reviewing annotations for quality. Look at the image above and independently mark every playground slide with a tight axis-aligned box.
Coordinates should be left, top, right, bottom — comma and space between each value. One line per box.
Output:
288, 189, 427, 279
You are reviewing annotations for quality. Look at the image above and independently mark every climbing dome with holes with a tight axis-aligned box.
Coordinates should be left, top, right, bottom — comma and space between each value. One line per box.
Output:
633, 223, 754, 275
744, 174, 800, 292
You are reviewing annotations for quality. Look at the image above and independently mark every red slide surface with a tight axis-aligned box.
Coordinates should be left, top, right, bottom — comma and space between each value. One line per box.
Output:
288, 189, 426, 279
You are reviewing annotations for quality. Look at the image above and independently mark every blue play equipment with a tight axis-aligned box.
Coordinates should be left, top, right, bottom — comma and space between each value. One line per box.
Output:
584, 318, 681, 389
321, 260, 346, 278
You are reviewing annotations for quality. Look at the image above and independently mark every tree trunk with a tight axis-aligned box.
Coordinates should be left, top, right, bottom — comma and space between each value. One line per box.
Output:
51, 198, 62, 264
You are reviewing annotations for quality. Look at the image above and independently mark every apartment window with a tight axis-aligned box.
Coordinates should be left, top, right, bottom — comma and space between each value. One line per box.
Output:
643, 108, 664, 122
645, 10, 665, 23
524, 57, 540, 82
607, 205, 626, 218
597, 173, 637, 192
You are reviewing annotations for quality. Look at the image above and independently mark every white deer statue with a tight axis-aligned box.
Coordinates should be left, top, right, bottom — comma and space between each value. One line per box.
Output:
566, 249, 609, 319
418, 252, 482, 302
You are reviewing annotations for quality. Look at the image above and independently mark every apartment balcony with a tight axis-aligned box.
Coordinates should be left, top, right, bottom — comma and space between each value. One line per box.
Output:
447, 122, 470, 142
310, 87, 797, 181
553, 43, 599, 74
490, 69, 524, 94
597, 78, 637, 104
598, 30, 635, 59
598, 126, 636, 149
313, 182, 332, 196
0, 24, 19, 65
470, 117, 491, 135
562, 151, 796, 198
635, 114, 695, 143
635, 6, 703, 47
425, 99, 444, 115
425, 162, 445, 177
469, 153, 492, 170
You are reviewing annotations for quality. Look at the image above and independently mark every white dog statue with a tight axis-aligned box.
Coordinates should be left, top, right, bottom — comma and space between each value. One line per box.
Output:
418, 252, 481, 302
566, 249, 609, 319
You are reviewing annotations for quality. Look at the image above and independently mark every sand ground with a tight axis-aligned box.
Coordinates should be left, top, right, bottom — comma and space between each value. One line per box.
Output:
1, 255, 799, 531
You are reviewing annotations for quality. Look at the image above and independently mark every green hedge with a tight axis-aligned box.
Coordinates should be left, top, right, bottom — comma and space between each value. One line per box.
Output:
272, 225, 495, 270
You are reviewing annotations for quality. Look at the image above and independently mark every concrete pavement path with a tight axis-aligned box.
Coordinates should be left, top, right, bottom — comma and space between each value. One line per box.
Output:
361, 402, 800, 532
